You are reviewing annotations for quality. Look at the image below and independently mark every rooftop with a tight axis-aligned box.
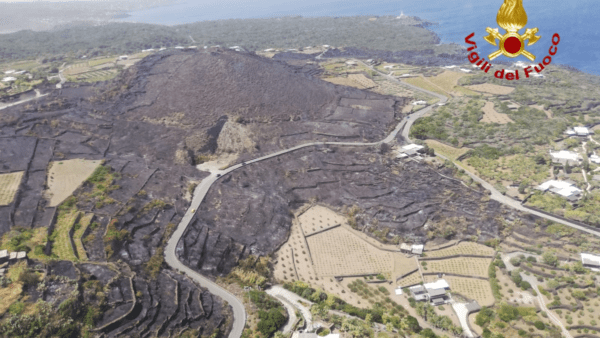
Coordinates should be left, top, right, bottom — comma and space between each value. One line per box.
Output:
536, 180, 582, 198
581, 253, 600, 267
550, 150, 581, 162
424, 279, 450, 290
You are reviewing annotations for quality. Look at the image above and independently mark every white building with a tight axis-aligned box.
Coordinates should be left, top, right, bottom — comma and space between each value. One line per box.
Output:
574, 126, 591, 136
590, 154, 600, 164
4, 70, 15, 74
536, 179, 583, 201
581, 253, 600, 270
532, 73, 545, 78
550, 150, 582, 166
411, 244, 424, 255
345, 60, 357, 66
119, 55, 128, 60
264, 48, 275, 52
424, 279, 450, 290
141, 49, 155, 52
459, 68, 472, 73
383, 65, 395, 69
412, 100, 427, 105
2, 77, 16, 82
398, 144, 425, 158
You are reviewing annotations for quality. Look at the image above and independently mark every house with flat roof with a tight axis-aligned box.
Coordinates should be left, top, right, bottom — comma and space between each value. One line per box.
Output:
565, 126, 591, 137
590, 154, 600, 164
536, 180, 582, 202
550, 150, 582, 166
397, 144, 425, 159
411, 244, 424, 255
409, 279, 450, 305
581, 253, 600, 270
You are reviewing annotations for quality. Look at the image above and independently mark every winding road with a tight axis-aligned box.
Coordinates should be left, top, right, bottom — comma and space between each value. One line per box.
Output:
165, 58, 600, 338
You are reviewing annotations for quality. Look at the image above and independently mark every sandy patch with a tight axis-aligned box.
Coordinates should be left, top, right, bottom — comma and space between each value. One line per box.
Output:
0, 171, 24, 205
464, 84, 515, 95
196, 153, 239, 173
46, 159, 101, 207
480, 101, 513, 124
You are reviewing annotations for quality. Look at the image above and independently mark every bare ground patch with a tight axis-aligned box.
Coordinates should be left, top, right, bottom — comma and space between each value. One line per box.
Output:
46, 159, 101, 207
480, 101, 514, 124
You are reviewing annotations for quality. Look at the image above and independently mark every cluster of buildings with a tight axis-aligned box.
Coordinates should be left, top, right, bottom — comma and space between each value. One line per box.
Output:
2, 69, 28, 83
0, 250, 28, 276
396, 279, 451, 306
536, 179, 583, 202
565, 126, 592, 137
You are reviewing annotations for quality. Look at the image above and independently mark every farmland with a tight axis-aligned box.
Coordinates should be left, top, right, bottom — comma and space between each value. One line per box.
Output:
421, 257, 491, 278
0, 171, 24, 205
445, 276, 494, 306
397, 271, 422, 287
73, 213, 94, 261
298, 205, 346, 236
423, 140, 470, 161
46, 159, 101, 207
50, 205, 80, 261
464, 83, 515, 95
424, 241, 495, 258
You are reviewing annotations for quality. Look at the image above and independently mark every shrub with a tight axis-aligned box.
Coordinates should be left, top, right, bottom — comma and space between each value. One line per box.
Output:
534, 320, 545, 330
8, 302, 25, 315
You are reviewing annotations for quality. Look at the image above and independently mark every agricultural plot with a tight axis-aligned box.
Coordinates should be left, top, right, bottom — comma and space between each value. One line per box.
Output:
348, 74, 376, 89
323, 77, 368, 89
397, 271, 422, 287
425, 71, 479, 96
51, 209, 80, 261
273, 217, 316, 283
73, 213, 94, 261
298, 205, 346, 236
464, 83, 515, 95
403, 76, 449, 98
46, 159, 101, 207
480, 101, 514, 124
423, 140, 470, 161
75, 69, 118, 82
63, 63, 92, 75
445, 276, 495, 306
307, 227, 393, 277
424, 241, 495, 258
88, 57, 116, 67
421, 257, 491, 278
0, 171, 24, 205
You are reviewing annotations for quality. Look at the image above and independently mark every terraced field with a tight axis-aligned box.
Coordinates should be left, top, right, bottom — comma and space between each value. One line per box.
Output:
73, 213, 94, 261
51, 208, 80, 261
421, 257, 491, 278
424, 241, 495, 258
397, 271, 422, 287
0, 171, 24, 205
445, 276, 495, 306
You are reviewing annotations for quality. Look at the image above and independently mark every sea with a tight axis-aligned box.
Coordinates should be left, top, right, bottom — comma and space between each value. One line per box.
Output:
120, 0, 600, 76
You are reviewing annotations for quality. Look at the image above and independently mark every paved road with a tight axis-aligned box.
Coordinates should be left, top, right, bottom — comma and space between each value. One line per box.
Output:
266, 286, 314, 331
0, 89, 48, 111
450, 301, 474, 338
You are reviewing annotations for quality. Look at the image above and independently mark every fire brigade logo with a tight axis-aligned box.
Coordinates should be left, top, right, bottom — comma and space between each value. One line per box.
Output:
484, 0, 541, 61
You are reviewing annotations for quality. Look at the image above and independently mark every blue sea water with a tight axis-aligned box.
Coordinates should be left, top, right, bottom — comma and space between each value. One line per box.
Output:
121, 0, 600, 76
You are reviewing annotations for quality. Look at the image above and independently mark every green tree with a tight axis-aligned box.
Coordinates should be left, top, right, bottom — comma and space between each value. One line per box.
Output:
542, 252, 558, 266
400, 315, 421, 333
475, 307, 494, 327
